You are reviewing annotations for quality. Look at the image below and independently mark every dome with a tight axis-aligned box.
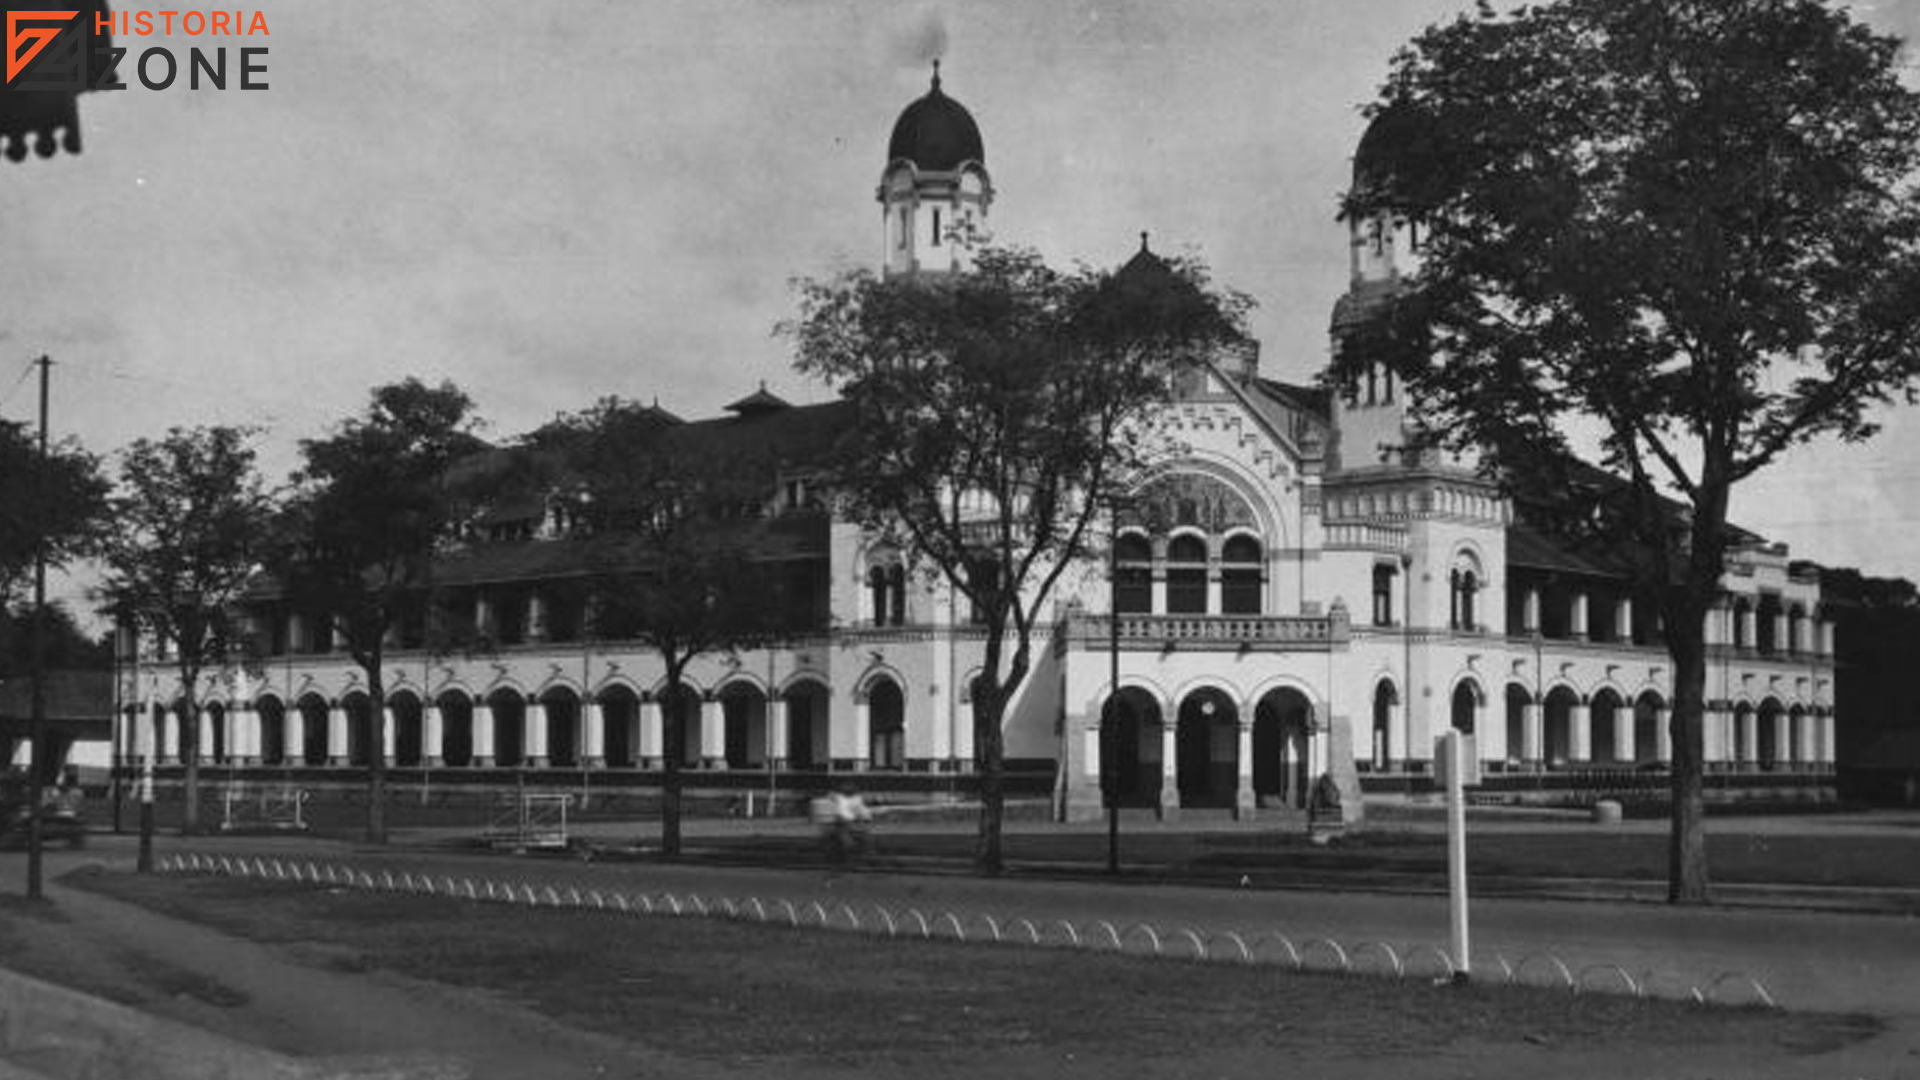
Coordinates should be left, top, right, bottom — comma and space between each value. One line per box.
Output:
1350, 101, 1426, 194
887, 64, 984, 172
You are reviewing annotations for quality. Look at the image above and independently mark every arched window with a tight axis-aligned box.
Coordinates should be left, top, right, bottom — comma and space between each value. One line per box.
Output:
1449, 552, 1481, 632
1114, 532, 1152, 614
1220, 534, 1263, 615
867, 555, 907, 627
1372, 564, 1397, 627
1165, 534, 1208, 615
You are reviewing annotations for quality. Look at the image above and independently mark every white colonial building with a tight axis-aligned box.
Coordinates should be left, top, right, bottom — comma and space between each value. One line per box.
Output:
117, 69, 1838, 819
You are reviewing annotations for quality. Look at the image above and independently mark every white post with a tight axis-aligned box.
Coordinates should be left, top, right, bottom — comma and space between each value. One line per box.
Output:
639, 699, 663, 768
700, 697, 726, 768
1439, 729, 1474, 981
767, 698, 789, 770
327, 703, 348, 766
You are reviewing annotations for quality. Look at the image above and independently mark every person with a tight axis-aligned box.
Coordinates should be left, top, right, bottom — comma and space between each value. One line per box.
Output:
815, 784, 872, 866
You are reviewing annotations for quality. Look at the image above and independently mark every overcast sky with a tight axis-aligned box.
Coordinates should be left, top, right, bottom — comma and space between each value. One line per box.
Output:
4, 0, 1920, 594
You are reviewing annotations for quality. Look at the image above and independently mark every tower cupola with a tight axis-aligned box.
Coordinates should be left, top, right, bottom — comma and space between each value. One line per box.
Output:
878, 62, 993, 276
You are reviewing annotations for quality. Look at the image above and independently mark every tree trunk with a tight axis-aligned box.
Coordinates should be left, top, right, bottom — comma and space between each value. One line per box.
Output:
661, 669, 685, 858
179, 695, 200, 836
364, 645, 388, 845
973, 684, 1005, 876
1665, 620, 1711, 904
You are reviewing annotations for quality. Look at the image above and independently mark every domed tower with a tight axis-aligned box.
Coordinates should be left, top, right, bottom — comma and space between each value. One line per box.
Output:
878, 62, 993, 277
1327, 104, 1426, 473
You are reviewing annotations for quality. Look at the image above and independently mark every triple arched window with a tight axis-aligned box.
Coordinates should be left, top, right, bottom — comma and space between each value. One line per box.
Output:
1111, 530, 1266, 617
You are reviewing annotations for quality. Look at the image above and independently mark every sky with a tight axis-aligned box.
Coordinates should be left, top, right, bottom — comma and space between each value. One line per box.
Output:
4, 0, 1920, 607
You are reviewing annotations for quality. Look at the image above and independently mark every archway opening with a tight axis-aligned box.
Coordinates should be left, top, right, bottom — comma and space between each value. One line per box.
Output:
1543, 686, 1578, 767
1099, 687, 1162, 808
256, 698, 286, 765
599, 686, 639, 768
1176, 687, 1238, 809
1590, 689, 1622, 763
391, 694, 424, 767
297, 695, 330, 766
1255, 687, 1312, 809
543, 688, 581, 768
490, 691, 526, 768
438, 693, 474, 767
783, 681, 831, 771
721, 684, 768, 770
867, 680, 904, 771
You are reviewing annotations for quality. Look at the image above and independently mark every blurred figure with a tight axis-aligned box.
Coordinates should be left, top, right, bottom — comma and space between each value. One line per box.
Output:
813, 783, 872, 866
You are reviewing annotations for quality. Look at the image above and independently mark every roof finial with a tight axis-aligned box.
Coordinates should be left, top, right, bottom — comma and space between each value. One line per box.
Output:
1140, 230, 1151, 253
931, 58, 942, 92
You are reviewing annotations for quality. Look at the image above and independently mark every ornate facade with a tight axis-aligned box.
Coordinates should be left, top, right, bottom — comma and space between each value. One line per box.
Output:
118, 69, 1838, 816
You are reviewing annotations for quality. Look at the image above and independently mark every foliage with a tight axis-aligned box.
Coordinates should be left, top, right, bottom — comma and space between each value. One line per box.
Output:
274, 379, 487, 843
0, 603, 108, 677
530, 397, 798, 856
786, 245, 1249, 873
0, 419, 108, 606
97, 425, 275, 835
1335, 0, 1920, 901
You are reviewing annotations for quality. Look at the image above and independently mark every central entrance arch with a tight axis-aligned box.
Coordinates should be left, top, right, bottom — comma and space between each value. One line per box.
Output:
1098, 687, 1163, 808
1176, 687, 1238, 809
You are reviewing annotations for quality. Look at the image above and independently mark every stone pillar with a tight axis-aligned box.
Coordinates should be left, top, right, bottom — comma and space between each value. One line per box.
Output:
525, 698, 549, 767
1569, 701, 1591, 762
700, 697, 726, 769
160, 708, 179, 765
1614, 705, 1634, 763
1083, 724, 1102, 782
639, 699, 664, 768
1206, 572, 1222, 617
1795, 713, 1816, 767
952, 695, 974, 767
1739, 710, 1758, 768
1150, 574, 1167, 617
1522, 588, 1540, 634
767, 698, 789, 770
1773, 611, 1789, 654
1617, 597, 1634, 643
237, 705, 260, 764
473, 703, 496, 767
1158, 720, 1179, 818
285, 708, 304, 766
1739, 606, 1757, 650
1819, 712, 1836, 767
1655, 707, 1671, 763
1522, 702, 1543, 765
423, 703, 444, 767
379, 706, 395, 766
851, 698, 871, 772
582, 700, 605, 768
1235, 719, 1255, 820
1570, 593, 1589, 640
1386, 697, 1405, 768
327, 703, 348, 766
1770, 709, 1790, 769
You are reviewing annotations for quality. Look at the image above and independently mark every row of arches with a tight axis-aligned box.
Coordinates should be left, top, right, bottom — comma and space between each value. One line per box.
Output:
1367, 677, 1830, 770
1098, 685, 1318, 810
124, 676, 920, 772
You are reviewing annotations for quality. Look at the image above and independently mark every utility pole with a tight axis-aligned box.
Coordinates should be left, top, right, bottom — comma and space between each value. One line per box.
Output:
26, 355, 51, 900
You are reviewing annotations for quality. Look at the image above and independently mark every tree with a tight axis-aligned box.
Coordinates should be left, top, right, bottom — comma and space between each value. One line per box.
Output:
786, 245, 1249, 874
0, 602, 108, 677
274, 380, 487, 844
530, 398, 799, 857
0, 419, 107, 606
98, 425, 276, 836
1336, 0, 1920, 902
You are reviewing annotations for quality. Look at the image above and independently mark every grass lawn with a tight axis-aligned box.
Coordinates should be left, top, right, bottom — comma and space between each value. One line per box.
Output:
24, 868, 1876, 1076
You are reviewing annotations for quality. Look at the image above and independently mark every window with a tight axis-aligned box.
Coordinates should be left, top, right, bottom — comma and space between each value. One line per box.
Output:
932, 208, 942, 245
1114, 533, 1152, 614
1165, 534, 1208, 615
1220, 534, 1263, 615
1449, 553, 1481, 631
867, 561, 907, 627
1372, 564, 1397, 627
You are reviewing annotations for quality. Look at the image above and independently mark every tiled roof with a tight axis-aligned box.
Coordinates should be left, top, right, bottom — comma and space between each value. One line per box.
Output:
0, 670, 111, 723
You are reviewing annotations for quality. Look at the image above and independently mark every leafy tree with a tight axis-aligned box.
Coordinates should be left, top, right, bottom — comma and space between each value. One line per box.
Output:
0, 602, 108, 676
97, 425, 276, 836
531, 398, 798, 857
274, 380, 487, 844
1336, 0, 1920, 902
786, 245, 1249, 874
0, 419, 108, 606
